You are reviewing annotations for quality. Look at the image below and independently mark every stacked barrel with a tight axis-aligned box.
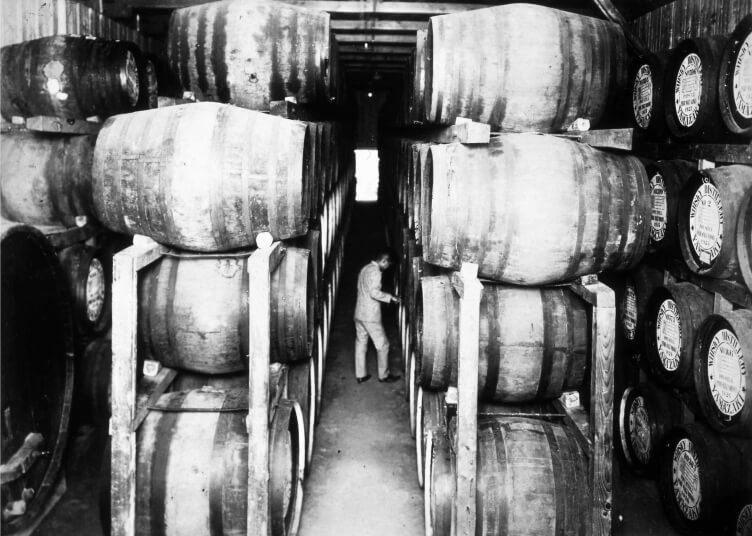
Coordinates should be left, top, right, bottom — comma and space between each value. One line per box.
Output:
0, 30, 157, 534
378, 4, 652, 536
614, 13, 752, 536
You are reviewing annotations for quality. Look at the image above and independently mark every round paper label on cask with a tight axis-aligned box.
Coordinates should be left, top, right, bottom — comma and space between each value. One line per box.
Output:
633, 64, 654, 129
689, 179, 724, 265
86, 258, 106, 323
733, 35, 752, 119
675, 53, 703, 127
657, 298, 682, 372
123, 50, 140, 107
737, 504, 752, 536
621, 284, 638, 340
707, 328, 746, 417
672, 438, 702, 521
650, 173, 668, 243
628, 395, 652, 464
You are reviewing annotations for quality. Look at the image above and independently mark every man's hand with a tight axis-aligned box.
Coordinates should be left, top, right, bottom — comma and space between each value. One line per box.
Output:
391, 296, 401, 304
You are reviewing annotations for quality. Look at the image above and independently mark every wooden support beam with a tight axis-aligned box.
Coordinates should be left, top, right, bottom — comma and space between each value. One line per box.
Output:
123, 0, 487, 13
331, 19, 427, 33
340, 53, 409, 63
335, 34, 417, 44
339, 44, 415, 54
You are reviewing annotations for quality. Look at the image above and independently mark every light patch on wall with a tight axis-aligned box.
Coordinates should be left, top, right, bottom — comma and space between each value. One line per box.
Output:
355, 149, 379, 201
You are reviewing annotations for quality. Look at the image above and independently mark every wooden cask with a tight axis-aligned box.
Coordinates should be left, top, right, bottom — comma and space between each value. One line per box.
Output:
1, 131, 96, 227
75, 336, 112, 426
664, 36, 731, 140
645, 282, 714, 388
738, 504, 752, 536
424, 429, 454, 536
167, 0, 330, 111
122, 42, 158, 111
630, 53, 669, 138
418, 275, 588, 403
678, 165, 752, 280
138, 247, 314, 374
739, 191, 752, 293
424, 4, 626, 132
412, 30, 427, 123
1, 224, 74, 534
693, 310, 752, 437
425, 135, 650, 285
58, 244, 111, 336
136, 390, 304, 536
92, 102, 309, 252
617, 266, 665, 356
415, 388, 445, 489
475, 417, 588, 536
618, 382, 682, 477
1, 35, 139, 120
719, 15, 752, 136
287, 357, 316, 472
645, 160, 696, 257
659, 423, 751, 534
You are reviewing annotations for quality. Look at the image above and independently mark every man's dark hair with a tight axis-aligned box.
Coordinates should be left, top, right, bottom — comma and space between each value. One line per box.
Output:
373, 248, 394, 262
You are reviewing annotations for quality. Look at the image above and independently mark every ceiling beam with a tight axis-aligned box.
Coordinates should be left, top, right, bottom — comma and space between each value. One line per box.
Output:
338, 44, 414, 54
331, 19, 427, 33
335, 34, 416, 45
339, 53, 409, 63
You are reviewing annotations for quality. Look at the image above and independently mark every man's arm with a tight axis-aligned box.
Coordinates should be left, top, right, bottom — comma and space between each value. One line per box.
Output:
367, 267, 396, 303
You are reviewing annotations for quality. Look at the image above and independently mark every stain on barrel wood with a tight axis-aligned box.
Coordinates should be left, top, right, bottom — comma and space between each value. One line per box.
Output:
1, 131, 96, 227
1, 35, 140, 120
92, 102, 309, 251
424, 4, 627, 132
425, 134, 650, 285
167, 0, 330, 111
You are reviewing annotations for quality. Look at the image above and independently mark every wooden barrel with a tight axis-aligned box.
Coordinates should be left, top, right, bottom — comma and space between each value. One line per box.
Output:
618, 382, 682, 477
738, 504, 752, 536
719, 15, 752, 136
475, 417, 588, 536
92, 102, 309, 252
1, 35, 140, 120
693, 310, 752, 437
678, 165, 752, 280
645, 160, 696, 256
617, 266, 664, 356
121, 42, 158, 111
1, 224, 74, 534
136, 390, 304, 536
412, 30, 427, 123
75, 336, 112, 426
1, 131, 96, 227
645, 282, 714, 388
664, 36, 731, 140
418, 275, 588, 402
167, 0, 330, 111
138, 247, 314, 374
425, 135, 650, 284
58, 244, 111, 336
630, 53, 669, 138
424, 429, 454, 536
659, 423, 751, 534
739, 191, 752, 293
287, 357, 316, 472
424, 4, 626, 131
415, 388, 445, 489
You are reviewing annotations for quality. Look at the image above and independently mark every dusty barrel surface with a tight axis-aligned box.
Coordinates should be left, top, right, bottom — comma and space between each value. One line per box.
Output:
664, 35, 731, 140
678, 165, 752, 280
58, 244, 111, 336
138, 247, 314, 374
167, 0, 330, 110
693, 310, 752, 437
1, 35, 140, 120
645, 159, 696, 256
425, 134, 650, 284
630, 53, 669, 138
644, 282, 713, 388
418, 275, 588, 402
92, 102, 309, 251
136, 389, 304, 536
1, 224, 74, 534
424, 4, 626, 131
719, 15, 752, 136
659, 423, 752, 534
1, 131, 96, 227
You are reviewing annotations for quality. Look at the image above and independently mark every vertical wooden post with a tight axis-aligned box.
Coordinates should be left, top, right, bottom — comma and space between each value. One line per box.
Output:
247, 239, 285, 536
451, 263, 482, 536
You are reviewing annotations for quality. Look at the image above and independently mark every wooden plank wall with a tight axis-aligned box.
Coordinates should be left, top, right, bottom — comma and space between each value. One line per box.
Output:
1, 0, 160, 53
630, 0, 752, 52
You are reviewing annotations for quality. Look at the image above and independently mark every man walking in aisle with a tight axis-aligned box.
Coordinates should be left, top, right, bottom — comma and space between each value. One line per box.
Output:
354, 250, 401, 384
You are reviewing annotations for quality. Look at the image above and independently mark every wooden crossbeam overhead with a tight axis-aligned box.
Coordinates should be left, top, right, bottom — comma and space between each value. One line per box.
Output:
339, 44, 414, 54
344, 64, 407, 71
120, 0, 488, 14
331, 19, 427, 33
339, 53, 409, 62
335, 34, 416, 44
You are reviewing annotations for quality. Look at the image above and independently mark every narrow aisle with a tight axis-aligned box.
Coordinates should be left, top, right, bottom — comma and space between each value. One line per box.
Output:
300, 202, 423, 536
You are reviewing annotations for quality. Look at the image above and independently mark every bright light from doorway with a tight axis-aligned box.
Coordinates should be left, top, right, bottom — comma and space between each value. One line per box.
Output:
355, 149, 379, 201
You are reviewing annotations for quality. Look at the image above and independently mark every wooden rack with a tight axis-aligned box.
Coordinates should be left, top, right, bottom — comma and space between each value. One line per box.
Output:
109, 236, 288, 536
1, 115, 102, 135
448, 268, 615, 536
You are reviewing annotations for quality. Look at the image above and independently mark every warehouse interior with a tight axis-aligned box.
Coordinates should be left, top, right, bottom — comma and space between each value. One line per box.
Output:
2, 0, 752, 536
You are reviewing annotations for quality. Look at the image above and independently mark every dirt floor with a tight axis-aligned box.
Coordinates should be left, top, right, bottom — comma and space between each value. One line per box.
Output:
33, 201, 679, 536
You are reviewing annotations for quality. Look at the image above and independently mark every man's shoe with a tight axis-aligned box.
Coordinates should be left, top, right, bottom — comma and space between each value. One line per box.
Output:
356, 374, 371, 384
378, 374, 401, 383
